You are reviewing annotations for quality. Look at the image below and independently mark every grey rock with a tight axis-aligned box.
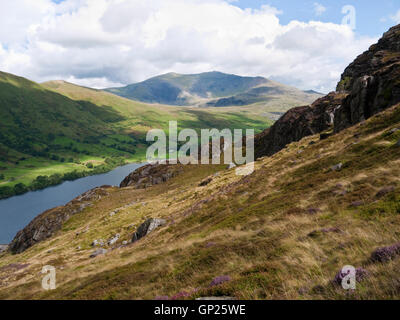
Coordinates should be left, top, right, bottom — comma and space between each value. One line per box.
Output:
254, 92, 343, 159
92, 239, 105, 247
132, 218, 167, 242
108, 234, 120, 246
335, 25, 400, 132
90, 248, 108, 258
331, 163, 343, 171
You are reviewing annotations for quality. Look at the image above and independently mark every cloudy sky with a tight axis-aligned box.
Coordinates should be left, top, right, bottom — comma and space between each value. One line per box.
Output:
0, 0, 398, 92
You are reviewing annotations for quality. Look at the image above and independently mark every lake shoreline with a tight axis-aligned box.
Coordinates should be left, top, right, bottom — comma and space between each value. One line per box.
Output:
0, 158, 147, 201
0, 162, 146, 244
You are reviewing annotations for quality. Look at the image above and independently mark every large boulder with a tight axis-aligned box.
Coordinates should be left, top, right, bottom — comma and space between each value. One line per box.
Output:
132, 218, 167, 242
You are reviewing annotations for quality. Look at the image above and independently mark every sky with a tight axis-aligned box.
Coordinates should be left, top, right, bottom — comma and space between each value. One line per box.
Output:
0, 0, 398, 92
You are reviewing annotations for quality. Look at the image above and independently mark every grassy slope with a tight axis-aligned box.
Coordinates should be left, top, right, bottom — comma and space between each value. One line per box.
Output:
0, 72, 135, 192
43, 80, 272, 133
0, 74, 272, 196
1, 103, 400, 299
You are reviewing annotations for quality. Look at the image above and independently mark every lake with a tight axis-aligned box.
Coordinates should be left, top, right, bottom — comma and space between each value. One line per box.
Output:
0, 163, 146, 244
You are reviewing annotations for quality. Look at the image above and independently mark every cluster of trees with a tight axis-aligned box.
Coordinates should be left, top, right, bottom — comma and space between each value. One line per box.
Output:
0, 157, 127, 200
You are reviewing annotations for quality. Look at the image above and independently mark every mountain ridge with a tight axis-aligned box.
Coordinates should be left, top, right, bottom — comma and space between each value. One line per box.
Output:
2, 24, 400, 301
105, 71, 322, 107
0, 72, 272, 200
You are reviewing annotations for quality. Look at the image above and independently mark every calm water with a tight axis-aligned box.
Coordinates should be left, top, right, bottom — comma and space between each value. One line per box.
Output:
0, 163, 146, 244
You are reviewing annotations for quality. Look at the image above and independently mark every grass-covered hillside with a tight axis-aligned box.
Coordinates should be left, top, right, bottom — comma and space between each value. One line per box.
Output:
1, 102, 400, 299
0, 72, 272, 199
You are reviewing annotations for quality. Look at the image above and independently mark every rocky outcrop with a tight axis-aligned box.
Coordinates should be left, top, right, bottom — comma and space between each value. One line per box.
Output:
9, 187, 110, 254
255, 24, 400, 159
255, 92, 346, 158
120, 163, 183, 188
132, 218, 167, 242
335, 25, 400, 132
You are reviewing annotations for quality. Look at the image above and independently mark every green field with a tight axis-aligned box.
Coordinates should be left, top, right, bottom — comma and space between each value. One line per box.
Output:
0, 73, 274, 199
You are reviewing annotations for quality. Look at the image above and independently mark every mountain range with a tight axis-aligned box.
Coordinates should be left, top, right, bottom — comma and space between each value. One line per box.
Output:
1, 23, 400, 300
105, 71, 321, 107
0, 73, 275, 199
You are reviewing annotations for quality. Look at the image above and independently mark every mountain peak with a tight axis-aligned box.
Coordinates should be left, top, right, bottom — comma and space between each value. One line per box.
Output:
105, 71, 319, 106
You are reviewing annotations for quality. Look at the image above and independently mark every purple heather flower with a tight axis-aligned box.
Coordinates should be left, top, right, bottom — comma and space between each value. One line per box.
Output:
210, 275, 231, 287
333, 267, 369, 286
371, 243, 400, 262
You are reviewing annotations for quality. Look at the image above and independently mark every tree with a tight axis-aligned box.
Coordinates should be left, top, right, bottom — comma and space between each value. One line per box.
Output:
14, 183, 28, 195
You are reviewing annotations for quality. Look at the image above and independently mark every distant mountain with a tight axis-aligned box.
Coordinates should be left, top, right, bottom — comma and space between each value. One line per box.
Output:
0, 72, 273, 199
105, 71, 322, 107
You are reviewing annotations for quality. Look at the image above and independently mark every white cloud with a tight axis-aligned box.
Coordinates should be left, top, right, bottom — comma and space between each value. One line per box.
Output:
0, 0, 376, 92
390, 10, 400, 24
313, 3, 326, 17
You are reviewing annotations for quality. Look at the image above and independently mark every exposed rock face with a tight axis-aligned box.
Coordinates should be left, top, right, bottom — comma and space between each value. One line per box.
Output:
9, 187, 110, 254
120, 163, 183, 189
132, 218, 167, 242
255, 24, 400, 159
255, 92, 345, 158
335, 24, 400, 132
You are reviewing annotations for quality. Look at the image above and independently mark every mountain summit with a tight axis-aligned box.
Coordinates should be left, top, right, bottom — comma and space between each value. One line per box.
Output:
105, 71, 321, 107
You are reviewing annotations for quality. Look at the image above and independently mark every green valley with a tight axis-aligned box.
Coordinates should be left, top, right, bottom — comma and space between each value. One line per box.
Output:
0, 72, 274, 199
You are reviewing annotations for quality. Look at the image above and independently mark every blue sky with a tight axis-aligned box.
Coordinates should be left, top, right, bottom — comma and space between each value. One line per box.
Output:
49, 0, 399, 38
233, 0, 399, 37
